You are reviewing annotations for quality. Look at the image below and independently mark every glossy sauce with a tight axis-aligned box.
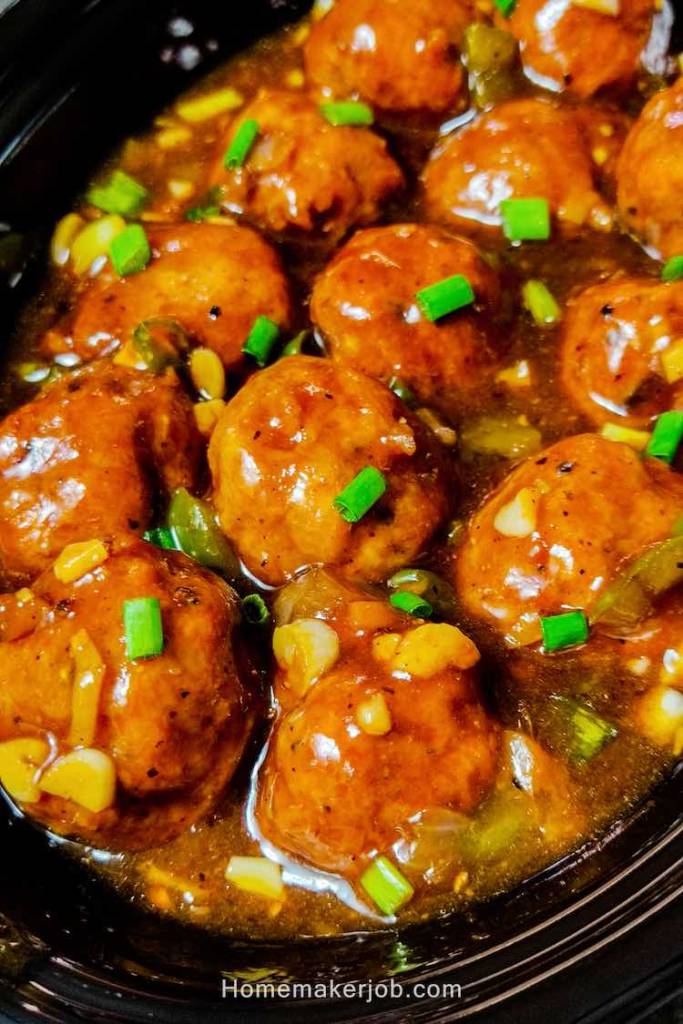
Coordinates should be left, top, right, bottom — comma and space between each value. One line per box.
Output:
2, 6, 680, 939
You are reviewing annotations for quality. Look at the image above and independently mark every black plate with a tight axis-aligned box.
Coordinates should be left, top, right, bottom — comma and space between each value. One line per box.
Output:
0, 2, 682, 1021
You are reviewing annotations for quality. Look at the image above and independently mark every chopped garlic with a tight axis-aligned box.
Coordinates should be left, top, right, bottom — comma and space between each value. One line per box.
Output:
356, 693, 392, 736
156, 126, 192, 150
0, 738, 50, 803
67, 629, 106, 748
176, 87, 243, 123
660, 339, 683, 384
389, 623, 479, 678
40, 748, 116, 813
285, 68, 305, 88
51, 213, 85, 267
600, 422, 651, 452
572, 0, 620, 13
167, 178, 194, 200
54, 539, 108, 583
494, 487, 539, 538
226, 856, 285, 901
194, 399, 226, 437
273, 619, 340, 694
190, 347, 226, 400
372, 632, 402, 663
495, 360, 532, 389
70, 215, 125, 275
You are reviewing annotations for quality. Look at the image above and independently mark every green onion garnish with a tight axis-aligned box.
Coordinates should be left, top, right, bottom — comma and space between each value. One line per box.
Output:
333, 466, 387, 523
224, 119, 259, 169
109, 224, 151, 277
540, 610, 588, 652
662, 255, 683, 283
389, 591, 433, 618
185, 203, 221, 222
501, 198, 551, 242
87, 170, 148, 218
242, 593, 270, 625
143, 526, 179, 550
280, 330, 309, 357
646, 410, 683, 464
494, 0, 516, 15
319, 101, 374, 127
243, 315, 280, 367
416, 274, 475, 322
387, 377, 416, 406
123, 597, 164, 660
553, 696, 617, 764
360, 856, 414, 916
522, 279, 561, 325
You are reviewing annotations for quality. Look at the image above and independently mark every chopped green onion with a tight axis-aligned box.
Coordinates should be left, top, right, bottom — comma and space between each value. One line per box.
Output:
224, 119, 259, 169
522, 280, 561, 325
319, 101, 374, 127
662, 255, 683, 283
494, 0, 517, 16
360, 856, 414, 916
123, 597, 164, 660
553, 696, 617, 764
540, 610, 588, 652
132, 318, 186, 372
168, 488, 240, 577
646, 410, 683, 464
87, 170, 148, 218
186, 203, 221, 222
109, 224, 151, 277
387, 568, 455, 619
143, 526, 179, 550
333, 466, 387, 523
416, 274, 475, 322
590, 535, 683, 634
280, 330, 309, 357
243, 315, 280, 367
500, 198, 550, 242
389, 591, 433, 618
242, 593, 270, 624
387, 377, 416, 406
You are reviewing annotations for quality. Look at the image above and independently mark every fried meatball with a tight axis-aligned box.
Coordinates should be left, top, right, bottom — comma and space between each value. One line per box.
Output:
500, 0, 656, 98
209, 90, 403, 239
46, 222, 292, 367
310, 224, 501, 407
560, 276, 683, 427
208, 356, 453, 586
0, 363, 200, 584
422, 98, 610, 236
617, 78, 683, 260
257, 570, 499, 877
303, 0, 472, 113
455, 434, 683, 643
0, 539, 249, 848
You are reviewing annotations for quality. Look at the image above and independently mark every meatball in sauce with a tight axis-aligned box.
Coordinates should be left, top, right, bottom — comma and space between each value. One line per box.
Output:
304, 0, 472, 113
0, 363, 200, 585
209, 89, 404, 239
456, 434, 683, 644
423, 98, 612, 235
47, 222, 292, 369
617, 77, 683, 260
208, 356, 454, 586
256, 570, 499, 882
310, 223, 501, 408
0, 539, 250, 849
500, 0, 657, 98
